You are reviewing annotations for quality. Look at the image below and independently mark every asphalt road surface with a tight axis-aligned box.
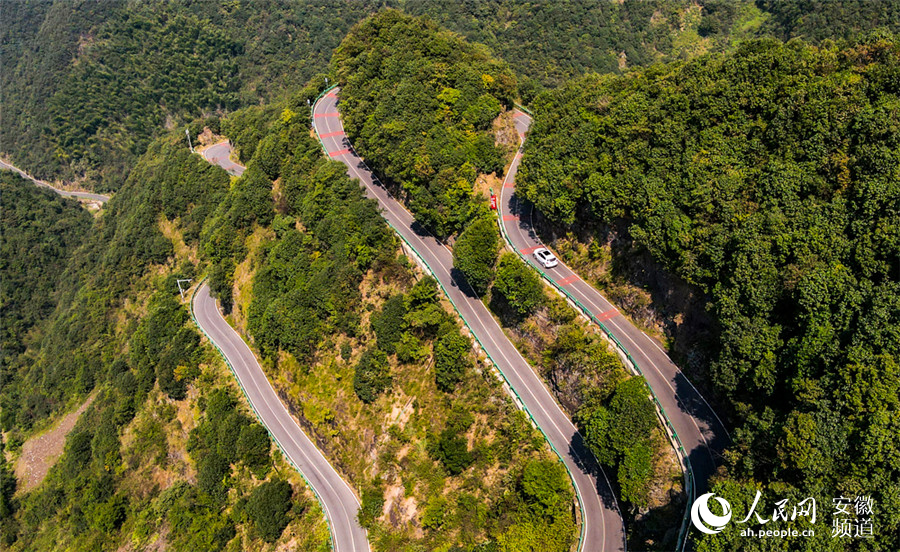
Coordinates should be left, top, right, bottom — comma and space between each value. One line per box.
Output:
315, 88, 626, 552
499, 110, 732, 533
201, 141, 245, 176
0, 159, 110, 202
192, 283, 368, 552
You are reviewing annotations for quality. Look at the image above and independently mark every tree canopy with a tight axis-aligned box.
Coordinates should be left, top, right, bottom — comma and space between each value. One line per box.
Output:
333, 9, 515, 238
452, 217, 500, 295
521, 35, 900, 549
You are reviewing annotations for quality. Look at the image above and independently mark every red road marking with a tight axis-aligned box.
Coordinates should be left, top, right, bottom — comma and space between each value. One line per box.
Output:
595, 308, 619, 322
325, 92, 337, 98
557, 275, 580, 286
503, 181, 516, 188
329, 149, 351, 157
502, 215, 519, 221
520, 246, 542, 255
314, 113, 340, 118
319, 131, 345, 138
513, 111, 526, 117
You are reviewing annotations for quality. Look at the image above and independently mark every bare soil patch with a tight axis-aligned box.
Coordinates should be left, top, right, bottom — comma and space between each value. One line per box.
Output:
14, 393, 96, 492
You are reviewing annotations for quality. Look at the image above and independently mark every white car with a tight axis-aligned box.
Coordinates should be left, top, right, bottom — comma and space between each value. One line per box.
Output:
533, 247, 558, 268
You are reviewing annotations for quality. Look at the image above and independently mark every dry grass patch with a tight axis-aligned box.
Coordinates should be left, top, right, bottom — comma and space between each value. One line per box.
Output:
158, 215, 198, 264
231, 224, 274, 334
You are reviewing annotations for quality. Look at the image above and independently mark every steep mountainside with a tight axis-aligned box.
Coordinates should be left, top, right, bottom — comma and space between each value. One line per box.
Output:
0, 0, 386, 192
4, 1, 894, 192
519, 35, 900, 551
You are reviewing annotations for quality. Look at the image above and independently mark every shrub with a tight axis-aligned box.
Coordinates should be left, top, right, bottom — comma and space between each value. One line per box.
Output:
353, 348, 392, 403
247, 479, 293, 543
434, 428, 473, 475
395, 332, 429, 364
521, 459, 571, 516
492, 252, 546, 316
452, 218, 499, 295
372, 294, 407, 353
197, 451, 230, 503
405, 277, 449, 336
237, 424, 271, 477
253, 133, 285, 181
618, 442, 653, 509
434, 330, 471, 392
358, 485, 384, 528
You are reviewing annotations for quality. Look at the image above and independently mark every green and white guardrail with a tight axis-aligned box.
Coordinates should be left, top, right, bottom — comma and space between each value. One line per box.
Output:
310, 92, 599, 552
497, 108, 695, 552
189, 277, 339, 552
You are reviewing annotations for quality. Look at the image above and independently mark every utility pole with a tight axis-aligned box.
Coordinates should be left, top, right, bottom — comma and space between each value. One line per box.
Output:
176, 279, 192, 300
185, 129, 194, 153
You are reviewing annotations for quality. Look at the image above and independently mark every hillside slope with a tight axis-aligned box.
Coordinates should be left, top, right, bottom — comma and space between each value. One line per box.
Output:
519, 35, 900, 550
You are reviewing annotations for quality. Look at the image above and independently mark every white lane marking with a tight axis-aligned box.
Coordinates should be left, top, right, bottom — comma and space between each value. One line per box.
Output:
602, 314, 717, 468
314, 97, 618, 551
535, 261, 717, 476
201, 291, 366, 552
196, 286, 368, 552
498, 146, 731, 447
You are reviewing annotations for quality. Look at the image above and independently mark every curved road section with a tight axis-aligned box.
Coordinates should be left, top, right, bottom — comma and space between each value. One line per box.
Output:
191, 235, 365, 547
201, 142, 245, 176
500, 111, 732, 538
314, 88, 625, 552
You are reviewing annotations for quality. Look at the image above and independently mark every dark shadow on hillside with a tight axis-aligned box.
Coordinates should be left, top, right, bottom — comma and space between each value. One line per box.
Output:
566, 430, 620, 512
505, 192, 541, 244
487, 289, 527, 327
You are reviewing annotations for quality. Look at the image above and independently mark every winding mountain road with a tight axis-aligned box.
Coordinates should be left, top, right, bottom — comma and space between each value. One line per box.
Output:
0, 159, 110, 202
314, 88, 626, 552
500, 110, 732, 545
193, 178, 366, 550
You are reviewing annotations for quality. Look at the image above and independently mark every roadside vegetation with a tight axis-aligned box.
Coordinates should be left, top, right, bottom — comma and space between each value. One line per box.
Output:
0, 174, 92, 376
206, 81, 578, 549
4, 3, 900, 552
2, 61, 579, 548
1, 149, 328, 550
519, 35, 900, 551
333, 9, 516, 240
5, 1, 894, 192
457, 223, 685, 549
335, 12, 686, 548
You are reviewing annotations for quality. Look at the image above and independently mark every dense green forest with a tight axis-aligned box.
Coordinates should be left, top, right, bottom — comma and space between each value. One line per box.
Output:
403, 0, 765, 99
204, 81, 578, 549
518, 36, 900, 550
0, 0, 389, 192
0, 175, 92, 374
5, 2, 900, 551
2, 71, 580, 549
334, 12, 683, 547
334, 9, 516, 239
759, 0, 900, 42
1, 134, 329, 549
4, 0, 896, 193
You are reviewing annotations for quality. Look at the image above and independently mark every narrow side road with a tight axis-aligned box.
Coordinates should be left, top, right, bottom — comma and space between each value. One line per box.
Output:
499, 110, 733, 546
190, 209, 366, 549
0, 159, 110, 203
314, 88, 626, 552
